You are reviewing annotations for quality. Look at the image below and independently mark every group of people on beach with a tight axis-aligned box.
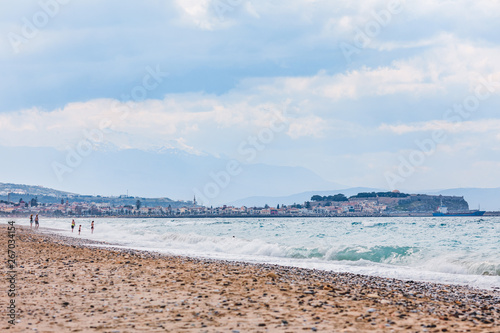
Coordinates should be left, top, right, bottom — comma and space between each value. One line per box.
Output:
71, 219, 94, 235
29, 215, 95, 235
29, 214, 39, 229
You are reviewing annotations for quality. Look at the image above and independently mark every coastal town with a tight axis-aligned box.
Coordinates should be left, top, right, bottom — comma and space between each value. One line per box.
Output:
0, 189, 492, 217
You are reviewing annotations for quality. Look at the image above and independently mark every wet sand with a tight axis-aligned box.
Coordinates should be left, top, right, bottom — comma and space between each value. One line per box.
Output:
1, 225, 499, 332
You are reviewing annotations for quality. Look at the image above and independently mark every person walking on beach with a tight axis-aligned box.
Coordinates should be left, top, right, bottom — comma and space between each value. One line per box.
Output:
78, 225, 81, 235
34, 214, 39, 229
30, 214, 33, 228
71, 219, 75, 232
91, 220, 94, 234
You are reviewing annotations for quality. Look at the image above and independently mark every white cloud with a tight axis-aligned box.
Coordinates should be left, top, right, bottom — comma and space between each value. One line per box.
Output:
0, 95, 309, 150
173, 0, 256, 30
373, 32, 453, 52
2, 0, 500, 191
241, 36, 500, 106
244, 2, 261, 19
2, 34, 500, 157
287, 116, 328, 139
380, 119, 500, 135
173, 0, 216, 30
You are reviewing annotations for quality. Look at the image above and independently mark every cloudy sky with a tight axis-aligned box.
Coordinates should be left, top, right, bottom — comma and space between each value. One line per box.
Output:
1, 0, 500, 195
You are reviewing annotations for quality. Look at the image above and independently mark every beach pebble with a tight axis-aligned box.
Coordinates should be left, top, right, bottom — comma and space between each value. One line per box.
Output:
6, 225, 499, 333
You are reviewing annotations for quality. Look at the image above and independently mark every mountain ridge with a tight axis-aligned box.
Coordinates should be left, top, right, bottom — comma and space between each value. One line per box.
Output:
1, 182, 499, 211
227, 187, 500, 211
0, 146, 343, 205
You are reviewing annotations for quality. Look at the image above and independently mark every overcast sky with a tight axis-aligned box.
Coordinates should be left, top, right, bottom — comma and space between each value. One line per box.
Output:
1, 0, 500, 192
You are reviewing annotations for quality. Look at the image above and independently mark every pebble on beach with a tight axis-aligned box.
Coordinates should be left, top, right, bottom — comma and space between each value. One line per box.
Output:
1, 225, 499, 332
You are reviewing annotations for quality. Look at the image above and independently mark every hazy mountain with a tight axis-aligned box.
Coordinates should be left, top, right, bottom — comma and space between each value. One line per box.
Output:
0, 146, 343, 205
0, 182, 75, 197
4, 146, 497, 210
0, 181, 195, 208
428, 188, 500, 212
227, 187, 500, 211
225, 187, 384, 207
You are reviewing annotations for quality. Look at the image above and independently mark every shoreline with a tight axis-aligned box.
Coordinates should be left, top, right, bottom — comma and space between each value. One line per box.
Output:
25, 225, 500, 291
23, 225, 500, 292
4, 220, 500, 291
3, 213, 500, 219
1, 225, 499, 332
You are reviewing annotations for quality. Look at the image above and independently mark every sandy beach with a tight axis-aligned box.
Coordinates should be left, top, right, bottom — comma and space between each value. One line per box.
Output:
1, 224, 499, 332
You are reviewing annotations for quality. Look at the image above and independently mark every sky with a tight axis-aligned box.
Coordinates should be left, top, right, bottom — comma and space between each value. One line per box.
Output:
1, 0, 500, 197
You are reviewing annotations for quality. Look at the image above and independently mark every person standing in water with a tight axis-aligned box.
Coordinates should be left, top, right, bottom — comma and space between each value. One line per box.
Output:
30, 214, 33, 228
71, 219, 76, 232
91, 220, 94, 234
34, 214, 39, 229
78, 225, 81, 235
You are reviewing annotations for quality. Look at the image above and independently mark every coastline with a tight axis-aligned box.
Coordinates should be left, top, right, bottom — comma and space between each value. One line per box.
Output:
4, 211, 500, 219
4, 213, 500, 221
1, 225, 499, 332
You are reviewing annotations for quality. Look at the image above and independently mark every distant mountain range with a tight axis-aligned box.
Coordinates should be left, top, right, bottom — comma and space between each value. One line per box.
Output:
3, 180, 498, 211
0, 146, 343, 206
0, 182, 186, 207
227, 187, 500, 211
225, 187, 384, 207
426, 188, 500, 212
2, 145, 499, 210
0, 182, 74, 197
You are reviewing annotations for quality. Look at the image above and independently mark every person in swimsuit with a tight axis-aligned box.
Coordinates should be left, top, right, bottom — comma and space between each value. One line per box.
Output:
78, 225, 81, 235
30, 214, 33, 228
35, 214, 39, 229
71, 220, 75, 232
91, 220, 94, 234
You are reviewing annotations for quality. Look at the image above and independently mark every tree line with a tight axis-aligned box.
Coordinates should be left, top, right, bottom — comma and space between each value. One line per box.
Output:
311, 194, 348, 202
311, 191, 410, 202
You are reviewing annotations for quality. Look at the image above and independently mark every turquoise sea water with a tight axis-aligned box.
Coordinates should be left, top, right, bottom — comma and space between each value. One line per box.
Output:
3, 216, 499, 289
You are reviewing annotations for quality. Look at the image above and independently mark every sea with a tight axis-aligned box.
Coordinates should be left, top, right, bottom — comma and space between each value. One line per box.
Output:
3, 216, 499, 290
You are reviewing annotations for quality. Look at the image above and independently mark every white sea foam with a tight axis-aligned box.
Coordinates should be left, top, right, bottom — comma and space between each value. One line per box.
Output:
3, 216, 499, 289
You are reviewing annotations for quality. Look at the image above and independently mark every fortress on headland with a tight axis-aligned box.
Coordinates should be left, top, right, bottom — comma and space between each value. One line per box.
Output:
309, 191, 470, 216
347, 192, 469, 213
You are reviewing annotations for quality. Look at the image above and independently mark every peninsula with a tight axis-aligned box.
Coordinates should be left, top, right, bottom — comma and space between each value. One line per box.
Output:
1, 183, 495, 218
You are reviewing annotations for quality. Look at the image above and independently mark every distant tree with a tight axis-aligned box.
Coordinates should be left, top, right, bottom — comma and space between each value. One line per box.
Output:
311, 195, 323, 202
30, 197, 38, 207
264, 204, 270, 209
136, 200, 142, 210
351, 192, 375, 198
277, 204, 280, 209
331, 194, 348, 202
351, 191, 409, 199
305, 201, 311, 209
61, 198, 64, 204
